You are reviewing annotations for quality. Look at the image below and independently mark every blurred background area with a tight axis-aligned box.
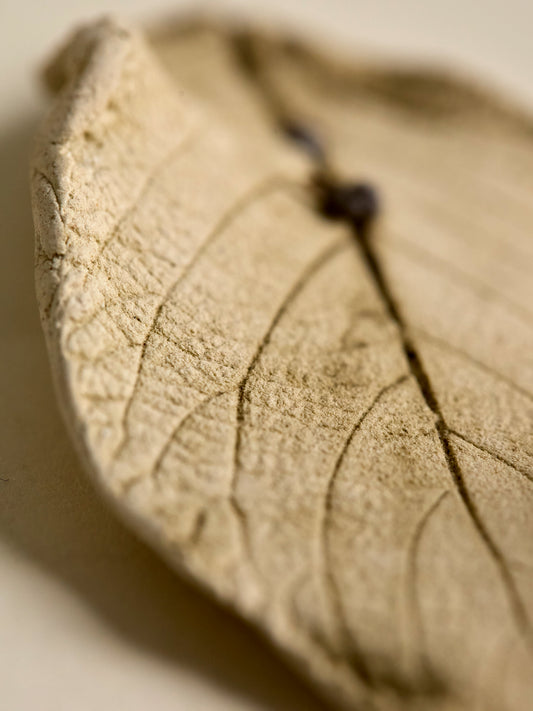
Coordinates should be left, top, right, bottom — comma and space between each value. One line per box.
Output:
3, 0, 533, 126
1, 2, 532, 710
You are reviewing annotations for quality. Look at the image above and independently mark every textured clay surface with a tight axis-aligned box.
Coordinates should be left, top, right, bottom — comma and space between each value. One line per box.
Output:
31, 16, 533, 711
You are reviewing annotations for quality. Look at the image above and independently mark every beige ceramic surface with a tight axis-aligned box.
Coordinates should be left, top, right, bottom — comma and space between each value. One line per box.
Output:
2, 2, 533, 710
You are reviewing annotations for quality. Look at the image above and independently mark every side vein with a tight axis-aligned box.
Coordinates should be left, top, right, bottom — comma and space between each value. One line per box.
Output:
113, 175, 293, 460
228, 238, 349, 575
230, 238, 349, 493
320, 374, 408, 683
413, 327, 533, 403
405, 490, 450, 673
448, 429, 533, 485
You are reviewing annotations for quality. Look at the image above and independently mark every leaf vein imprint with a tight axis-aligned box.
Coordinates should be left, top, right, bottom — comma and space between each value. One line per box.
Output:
320, 374, 408, 682
356, 223, 533, 649
228, 239, 349, 575
448, 429, 533, 485
113, 175, 295, 459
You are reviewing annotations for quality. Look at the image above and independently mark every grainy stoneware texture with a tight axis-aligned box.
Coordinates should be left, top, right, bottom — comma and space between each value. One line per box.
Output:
32, 17, 533, 711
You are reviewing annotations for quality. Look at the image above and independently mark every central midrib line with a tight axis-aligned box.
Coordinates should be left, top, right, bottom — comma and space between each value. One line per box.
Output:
229, 31, 533, 650
354, 222, 532, 642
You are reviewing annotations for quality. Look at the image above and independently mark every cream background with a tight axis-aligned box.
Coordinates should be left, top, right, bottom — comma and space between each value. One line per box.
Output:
1, 1, 533, 710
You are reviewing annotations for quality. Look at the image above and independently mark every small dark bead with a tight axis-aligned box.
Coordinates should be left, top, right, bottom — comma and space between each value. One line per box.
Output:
322, 183, 379, 226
